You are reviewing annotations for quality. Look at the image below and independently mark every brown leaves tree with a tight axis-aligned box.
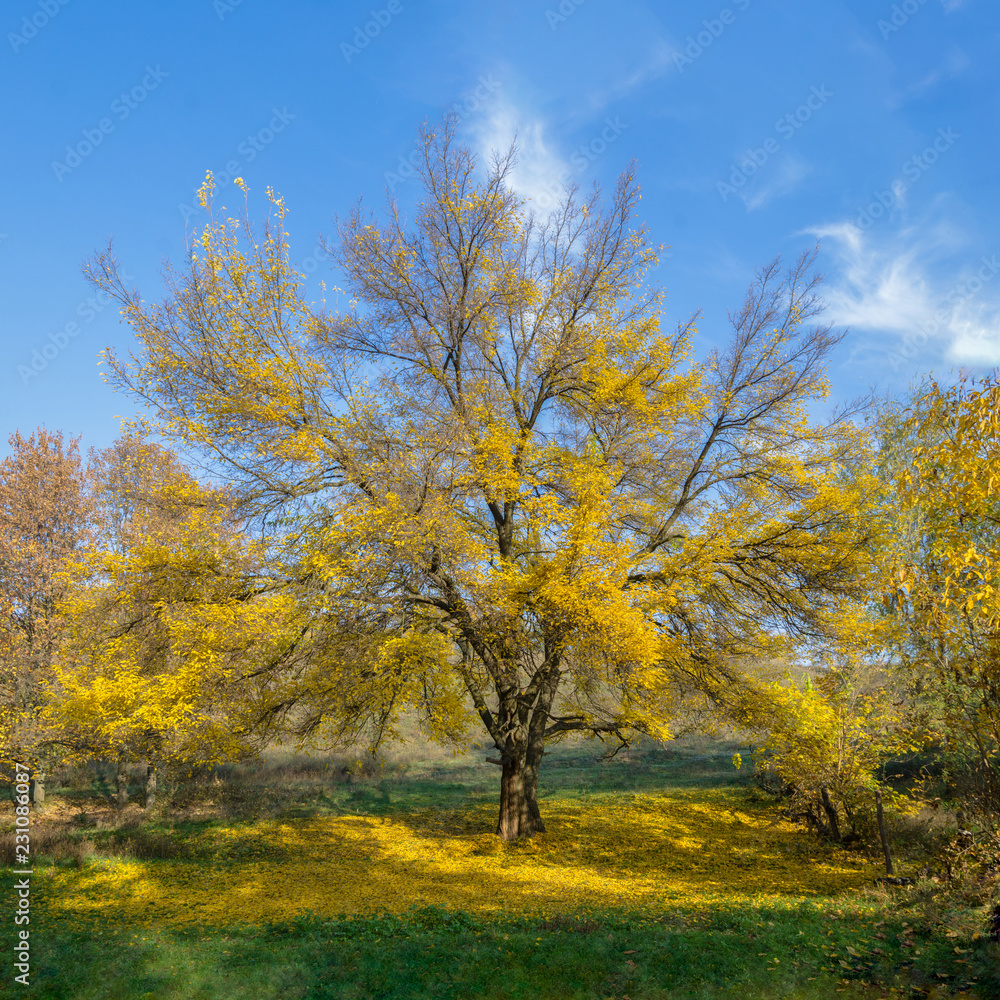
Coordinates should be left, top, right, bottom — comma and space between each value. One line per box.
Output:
0, 429, 92, 779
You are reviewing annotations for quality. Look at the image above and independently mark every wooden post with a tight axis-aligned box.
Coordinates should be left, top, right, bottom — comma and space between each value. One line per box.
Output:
875, 789, 893, 876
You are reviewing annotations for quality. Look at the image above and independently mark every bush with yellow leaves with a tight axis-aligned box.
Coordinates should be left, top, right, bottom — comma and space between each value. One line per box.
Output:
749, 658, 918, 847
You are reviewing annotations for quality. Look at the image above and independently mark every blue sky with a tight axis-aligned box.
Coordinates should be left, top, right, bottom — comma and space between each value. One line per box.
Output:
1, 0, 997, 457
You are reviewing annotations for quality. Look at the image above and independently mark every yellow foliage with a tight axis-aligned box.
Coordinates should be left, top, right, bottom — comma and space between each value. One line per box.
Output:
901, 376, 1000, 629
45, 473, 298, 767
756, 668, 913, 814
885, 375, 1000, 813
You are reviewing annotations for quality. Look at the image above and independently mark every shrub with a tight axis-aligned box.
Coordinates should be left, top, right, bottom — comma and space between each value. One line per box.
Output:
749, 665, 917, 846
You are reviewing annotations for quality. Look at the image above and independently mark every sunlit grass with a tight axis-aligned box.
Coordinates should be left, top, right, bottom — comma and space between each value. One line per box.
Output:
37, 787, 876, 930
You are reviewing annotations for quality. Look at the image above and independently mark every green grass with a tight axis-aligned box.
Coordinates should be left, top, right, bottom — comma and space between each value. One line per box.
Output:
16, 903, 998, 999
3, 734, 997, 999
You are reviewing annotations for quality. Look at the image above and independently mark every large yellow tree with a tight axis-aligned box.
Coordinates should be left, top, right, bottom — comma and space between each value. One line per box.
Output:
89, 122, 878, 839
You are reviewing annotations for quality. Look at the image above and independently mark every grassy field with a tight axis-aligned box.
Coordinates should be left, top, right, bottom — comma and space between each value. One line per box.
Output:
2, 734, 997, 999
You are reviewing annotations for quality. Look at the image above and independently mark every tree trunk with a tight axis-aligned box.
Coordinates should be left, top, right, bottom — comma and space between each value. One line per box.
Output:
523, 736, 545, 833
496, 744, 548, 840
497, 752, 528, 841
820, 787, 841, 842
493, 656, 560, 840
144, 763, 156, 810
515, 660, 560, 838
116, 760, 129, 807
29, 773, 44, 806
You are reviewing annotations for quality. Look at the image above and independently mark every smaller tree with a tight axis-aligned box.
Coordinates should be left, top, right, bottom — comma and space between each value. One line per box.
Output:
44, 439, 298, 804
87, 431, 214, 803
88, 430, 203, 553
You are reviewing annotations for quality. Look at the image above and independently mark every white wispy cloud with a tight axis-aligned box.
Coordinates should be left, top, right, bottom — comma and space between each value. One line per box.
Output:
741, 155, 810, 212
946, 304, 1000, 365
886, 46, 970, 109
471, 93, 635, 214
468, 38, 672, 211
470, 100, 569, 209
584, 39, 677, 113
807, 219, 1000, 370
